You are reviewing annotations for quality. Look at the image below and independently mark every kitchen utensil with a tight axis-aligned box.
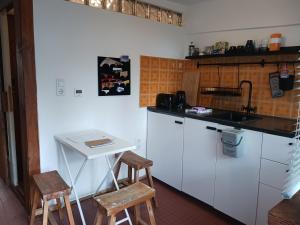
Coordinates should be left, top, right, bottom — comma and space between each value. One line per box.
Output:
237, 45, 245, 54
227, 46, 237, 54
260, 39, 269, 52
269, 72, 284, 98
204, 46, 213, 55
245, 40, 255, 53
279, 64, 295, 91
182, 72, 200, 106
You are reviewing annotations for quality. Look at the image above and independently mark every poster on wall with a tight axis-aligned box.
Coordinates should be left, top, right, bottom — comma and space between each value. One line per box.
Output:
98, 56, 131, 96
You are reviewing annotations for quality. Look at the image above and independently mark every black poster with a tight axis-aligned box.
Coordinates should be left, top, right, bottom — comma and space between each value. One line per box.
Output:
98, 56, 131, 96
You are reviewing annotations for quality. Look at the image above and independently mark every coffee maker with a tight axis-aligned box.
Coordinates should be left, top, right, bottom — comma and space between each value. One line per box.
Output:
175, 91, 186, 110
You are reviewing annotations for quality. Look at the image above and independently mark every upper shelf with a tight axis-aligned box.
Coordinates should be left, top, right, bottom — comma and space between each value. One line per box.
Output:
185, 46, 300, 60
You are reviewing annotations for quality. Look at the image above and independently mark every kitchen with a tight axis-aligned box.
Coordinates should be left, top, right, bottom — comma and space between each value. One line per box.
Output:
0, 0, 299, 225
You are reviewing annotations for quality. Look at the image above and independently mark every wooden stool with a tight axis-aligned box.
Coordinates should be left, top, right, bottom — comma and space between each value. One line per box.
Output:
94, 182, 156, 225
114, 151, 158, 207
29, 170, 75, 225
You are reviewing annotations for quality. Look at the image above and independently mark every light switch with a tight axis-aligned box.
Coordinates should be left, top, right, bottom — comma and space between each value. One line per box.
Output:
56, 79, 65, 96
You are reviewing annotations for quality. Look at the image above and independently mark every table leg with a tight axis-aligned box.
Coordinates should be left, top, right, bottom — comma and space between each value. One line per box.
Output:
61, 144, 87, 225
93, 152, 125, 196
105, 155, 133, 225
71, 159, 88, 192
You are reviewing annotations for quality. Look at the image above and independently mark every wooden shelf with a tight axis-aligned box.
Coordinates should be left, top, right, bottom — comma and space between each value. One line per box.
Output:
185, 46, 300, 60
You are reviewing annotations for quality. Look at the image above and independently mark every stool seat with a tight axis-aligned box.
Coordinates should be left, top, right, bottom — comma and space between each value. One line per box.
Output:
93, 182, 157, 225
120, 151, 153, 170
30, 170, 75, 225
33, 171, 71, 201
115, 151, 158, 207
94, 182, 155, 216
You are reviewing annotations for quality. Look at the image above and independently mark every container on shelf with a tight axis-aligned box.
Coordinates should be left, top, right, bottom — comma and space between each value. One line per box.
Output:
189, 42, 195, 57
269, 33, 282, 51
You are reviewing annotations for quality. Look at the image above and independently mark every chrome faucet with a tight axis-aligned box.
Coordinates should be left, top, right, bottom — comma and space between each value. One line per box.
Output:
239, 80, 257, 114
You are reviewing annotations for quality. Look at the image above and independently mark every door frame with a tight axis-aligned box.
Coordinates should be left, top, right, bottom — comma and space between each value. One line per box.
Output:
0, 32, 9, 184
1, 0, 40, 211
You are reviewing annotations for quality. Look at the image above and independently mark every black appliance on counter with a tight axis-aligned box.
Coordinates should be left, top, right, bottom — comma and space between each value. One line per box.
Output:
156, 91, 187, 110
156, 93, 176, 109
175, 91, 186, 110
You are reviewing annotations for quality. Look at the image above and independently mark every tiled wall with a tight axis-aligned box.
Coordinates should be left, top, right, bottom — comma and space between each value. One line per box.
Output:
197, 55, 299, 119
140, 56, 184, 107
139, 54, 298, 119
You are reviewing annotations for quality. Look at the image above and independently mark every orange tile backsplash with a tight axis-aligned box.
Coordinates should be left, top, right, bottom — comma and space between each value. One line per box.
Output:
140, 56, 183, 107
139, 54, 299, 119
196, 55, 299, 119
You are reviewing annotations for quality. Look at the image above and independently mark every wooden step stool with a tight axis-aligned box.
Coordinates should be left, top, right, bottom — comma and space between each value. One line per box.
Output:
114, 151, 158, 207
29, 170, 75, 225
94, 182, 156, 225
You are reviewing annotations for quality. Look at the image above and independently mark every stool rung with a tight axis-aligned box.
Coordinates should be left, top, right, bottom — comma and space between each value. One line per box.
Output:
116, 217, 130, 225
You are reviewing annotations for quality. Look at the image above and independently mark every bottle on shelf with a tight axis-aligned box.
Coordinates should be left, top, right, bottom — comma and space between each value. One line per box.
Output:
269, 33, 282, 51
189, 42, 195, 56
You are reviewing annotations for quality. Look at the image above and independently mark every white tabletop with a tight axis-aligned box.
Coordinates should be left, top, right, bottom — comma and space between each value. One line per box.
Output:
55, 129, 136, 159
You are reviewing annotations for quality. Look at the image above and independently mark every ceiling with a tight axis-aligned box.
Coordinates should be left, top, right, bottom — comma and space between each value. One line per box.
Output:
167, 0, 204, 5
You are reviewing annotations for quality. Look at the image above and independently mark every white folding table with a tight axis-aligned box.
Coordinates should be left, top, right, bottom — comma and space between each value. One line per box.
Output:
55, 129, 136, 225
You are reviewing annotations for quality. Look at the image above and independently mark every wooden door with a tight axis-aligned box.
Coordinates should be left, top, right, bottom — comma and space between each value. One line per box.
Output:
7, 13, 23, 189
0, 38, 9, 184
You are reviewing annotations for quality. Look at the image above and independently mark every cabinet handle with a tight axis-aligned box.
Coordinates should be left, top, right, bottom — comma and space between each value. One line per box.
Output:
175, 121, 183, 125
289, 143, 294, 146
217, 129, 222, 133
286, 169, 290, 173
206, 126, 217, 131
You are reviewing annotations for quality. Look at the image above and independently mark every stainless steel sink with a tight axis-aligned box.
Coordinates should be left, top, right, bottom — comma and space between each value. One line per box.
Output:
207, 111, 262, 122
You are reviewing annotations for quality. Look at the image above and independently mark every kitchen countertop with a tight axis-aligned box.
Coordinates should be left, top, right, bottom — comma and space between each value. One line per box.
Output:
148, 107, 296, 138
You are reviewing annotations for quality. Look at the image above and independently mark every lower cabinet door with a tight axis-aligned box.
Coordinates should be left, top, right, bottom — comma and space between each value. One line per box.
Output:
256, 184, 283, 225
147, 111, 184, 190
182, 119, 218, 206
214, 128, 262, 225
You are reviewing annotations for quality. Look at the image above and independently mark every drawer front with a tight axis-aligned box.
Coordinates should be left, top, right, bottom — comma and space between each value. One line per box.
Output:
260, 159, 289, 190
262, 133, 293, 164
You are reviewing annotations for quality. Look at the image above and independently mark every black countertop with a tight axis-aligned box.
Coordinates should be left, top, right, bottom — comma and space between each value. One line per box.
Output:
148, 107, 296, 138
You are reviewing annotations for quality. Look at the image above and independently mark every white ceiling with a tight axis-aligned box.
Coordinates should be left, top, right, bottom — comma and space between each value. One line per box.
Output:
167, 0, 204, 5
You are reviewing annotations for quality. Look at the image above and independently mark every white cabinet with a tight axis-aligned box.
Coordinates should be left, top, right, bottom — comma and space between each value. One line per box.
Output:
256, 133, 292, 225
260, 159, 289, 190
183, 119, 262, 225
256, 184, 283, 225
262, 133, 293, 164
214, 127, 262, 225
147, 111, 292, 225
182, 119, 218, 206
147, 111, 184, 190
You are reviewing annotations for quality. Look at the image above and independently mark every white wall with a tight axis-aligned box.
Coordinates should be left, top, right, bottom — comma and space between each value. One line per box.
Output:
33, 0, 299, 197
33, 0, 185, 197
184, 0, 300, 50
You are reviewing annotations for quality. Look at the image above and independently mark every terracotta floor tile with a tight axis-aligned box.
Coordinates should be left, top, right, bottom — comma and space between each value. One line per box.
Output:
0, 178, 242, 225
